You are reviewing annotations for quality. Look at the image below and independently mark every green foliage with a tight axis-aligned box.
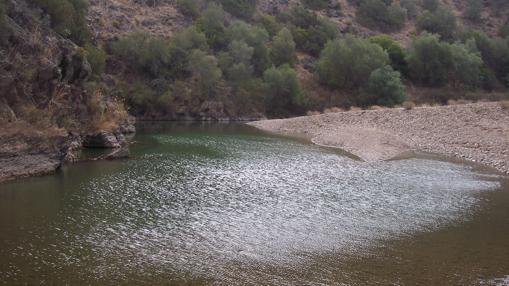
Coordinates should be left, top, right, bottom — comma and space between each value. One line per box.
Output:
271, 28, 296, 67
198, 2, 226, 50
316, 36, 389, 90
112, 32, 172, 77
363, 66, 406, 107
357, 0, 407, 32
263, 64, 304, 116
282, 6, 338, 55
369, 34, 408, 75
34, 0, 90, 44
226, 21, 270, 74
256, 14, 282, 37
302, 0, 329, 10
406, 33, 482, 87
499, 20, 509, 38
84, 44, 106, 76
421, 0, 439, 11
187, 49, 222, 98
462, 30, 509, 85
177, 0, 201, 18
219, 40, 254, 82
400, 0, 418, 19
465, 0, 482, 22
417, 7, 457, 40
218, 0, 256, 19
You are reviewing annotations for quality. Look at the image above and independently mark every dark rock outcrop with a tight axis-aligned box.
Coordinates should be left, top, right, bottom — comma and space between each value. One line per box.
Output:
83, 131, 121, 148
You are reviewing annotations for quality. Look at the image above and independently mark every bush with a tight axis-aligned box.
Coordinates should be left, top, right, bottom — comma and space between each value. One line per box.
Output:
270, 28, 296, 66
357, 0, 407, 32
177, 0, 201, 18
406, 33, 482, 87
256, 14, 282, 37
316, 36, 389, 90
0, 0, 8, 44
369, 34, 408, 75
421, 0, 439, 11
199, 2, 226, 50
400, 0, 418, 19
84, 44, 106, 76
34, 0, 90, 44
302, 0, 329, 10
187, 49, 222, 98
263, 64, 304, 116
465, 0, 482, 22
226, 21, 270, 75
362, 66, 406, 107
218, 0, 256, 19
463, 30, 509, 84
417, 7, 457, 40
293, 17, 338, 56
112, 32, 172, 77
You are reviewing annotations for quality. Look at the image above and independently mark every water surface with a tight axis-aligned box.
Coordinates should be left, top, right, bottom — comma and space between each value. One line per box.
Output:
1, 123, 508, 285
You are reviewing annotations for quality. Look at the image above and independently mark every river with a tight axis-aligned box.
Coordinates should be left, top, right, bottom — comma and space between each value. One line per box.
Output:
1, 123, 508, 285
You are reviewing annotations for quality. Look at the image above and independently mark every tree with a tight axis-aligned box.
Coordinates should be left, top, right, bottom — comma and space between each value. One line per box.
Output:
112, 32, 172, 77
218, 0, 256, 19
84, 44, 106, 76
199, 2, 226, 50
271, 28, 296, 66
406, 33, 452, 86
226, 21, 271, 74
187, 50, 222, 98
316, 36, 389, 90
369, 34, 408, 75
406, 33, 482, 87
363, 66, 406, 107
177, 0, 201, 19
417, 7, 457, 40
302, 0, 329, 10
422, 0, 439, 11
263, 65, 303, 116
401, 0, 418, 19
465, 0, 482, 22
357, 0, 406, 32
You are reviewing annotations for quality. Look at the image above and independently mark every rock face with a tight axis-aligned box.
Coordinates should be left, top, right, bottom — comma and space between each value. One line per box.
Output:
0, 155, 62, 182
83, 131, 121, 148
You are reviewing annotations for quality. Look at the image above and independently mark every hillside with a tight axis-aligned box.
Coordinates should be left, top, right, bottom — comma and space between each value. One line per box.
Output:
1, 0, 509, 181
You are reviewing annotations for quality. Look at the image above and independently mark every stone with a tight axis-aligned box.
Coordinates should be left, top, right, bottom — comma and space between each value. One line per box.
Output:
83, 131, 121, 148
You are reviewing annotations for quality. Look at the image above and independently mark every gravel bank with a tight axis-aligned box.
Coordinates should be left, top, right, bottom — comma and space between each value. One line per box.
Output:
249, 102, 509, 174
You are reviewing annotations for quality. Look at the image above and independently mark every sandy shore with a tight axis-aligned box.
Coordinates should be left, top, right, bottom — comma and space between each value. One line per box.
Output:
249, 102, 509, 174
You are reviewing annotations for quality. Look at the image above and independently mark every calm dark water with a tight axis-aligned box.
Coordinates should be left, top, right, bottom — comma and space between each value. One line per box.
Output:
0, 123, 508, 285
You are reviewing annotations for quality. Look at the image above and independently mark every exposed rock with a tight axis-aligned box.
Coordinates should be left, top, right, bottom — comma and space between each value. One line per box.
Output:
83, 131, 121, 148
0, 154, 61, 182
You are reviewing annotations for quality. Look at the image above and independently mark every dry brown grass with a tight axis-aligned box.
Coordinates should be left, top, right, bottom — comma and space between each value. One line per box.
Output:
349, 106, 362, 112
306, 110, 322, 116
369, 105, 385, 110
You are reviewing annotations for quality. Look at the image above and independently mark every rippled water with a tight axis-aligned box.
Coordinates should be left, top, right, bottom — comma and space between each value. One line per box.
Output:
1, 123, 508, 285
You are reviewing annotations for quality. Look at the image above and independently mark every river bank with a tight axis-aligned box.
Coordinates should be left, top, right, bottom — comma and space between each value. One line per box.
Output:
249, 102, 509, 174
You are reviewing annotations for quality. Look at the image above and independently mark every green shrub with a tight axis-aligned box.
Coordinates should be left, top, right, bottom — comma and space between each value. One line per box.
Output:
198, 2, 226, 50
421, 0, 439, 11
465, 0, 482, 22
177, 0, 201, 18
369, 34, 408, 75
400, 0, 418, 19
293, 17, 338, 56
362, 66, 406, 107
499, 20, 509, 38
357, 0, 406, 32
218, 0, 256, 19
187, 49, 222, 98
462, 30, 509, 84
0, 0, 8, 44
302, 0, 329, 10
417, 7, 457, 40
271, 28, 296, 67
406, 33, 482, 87
316, 36, 389, 90
256, 14, 282, 37
263, 64, 304, 116
34, 0, 90, 44
226, 21, 270, 74
112, 32, 172, 77
84, 44, 106, 76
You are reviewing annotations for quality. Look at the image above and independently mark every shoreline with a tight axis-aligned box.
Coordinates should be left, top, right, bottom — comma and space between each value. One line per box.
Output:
248, 102, 509, 174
